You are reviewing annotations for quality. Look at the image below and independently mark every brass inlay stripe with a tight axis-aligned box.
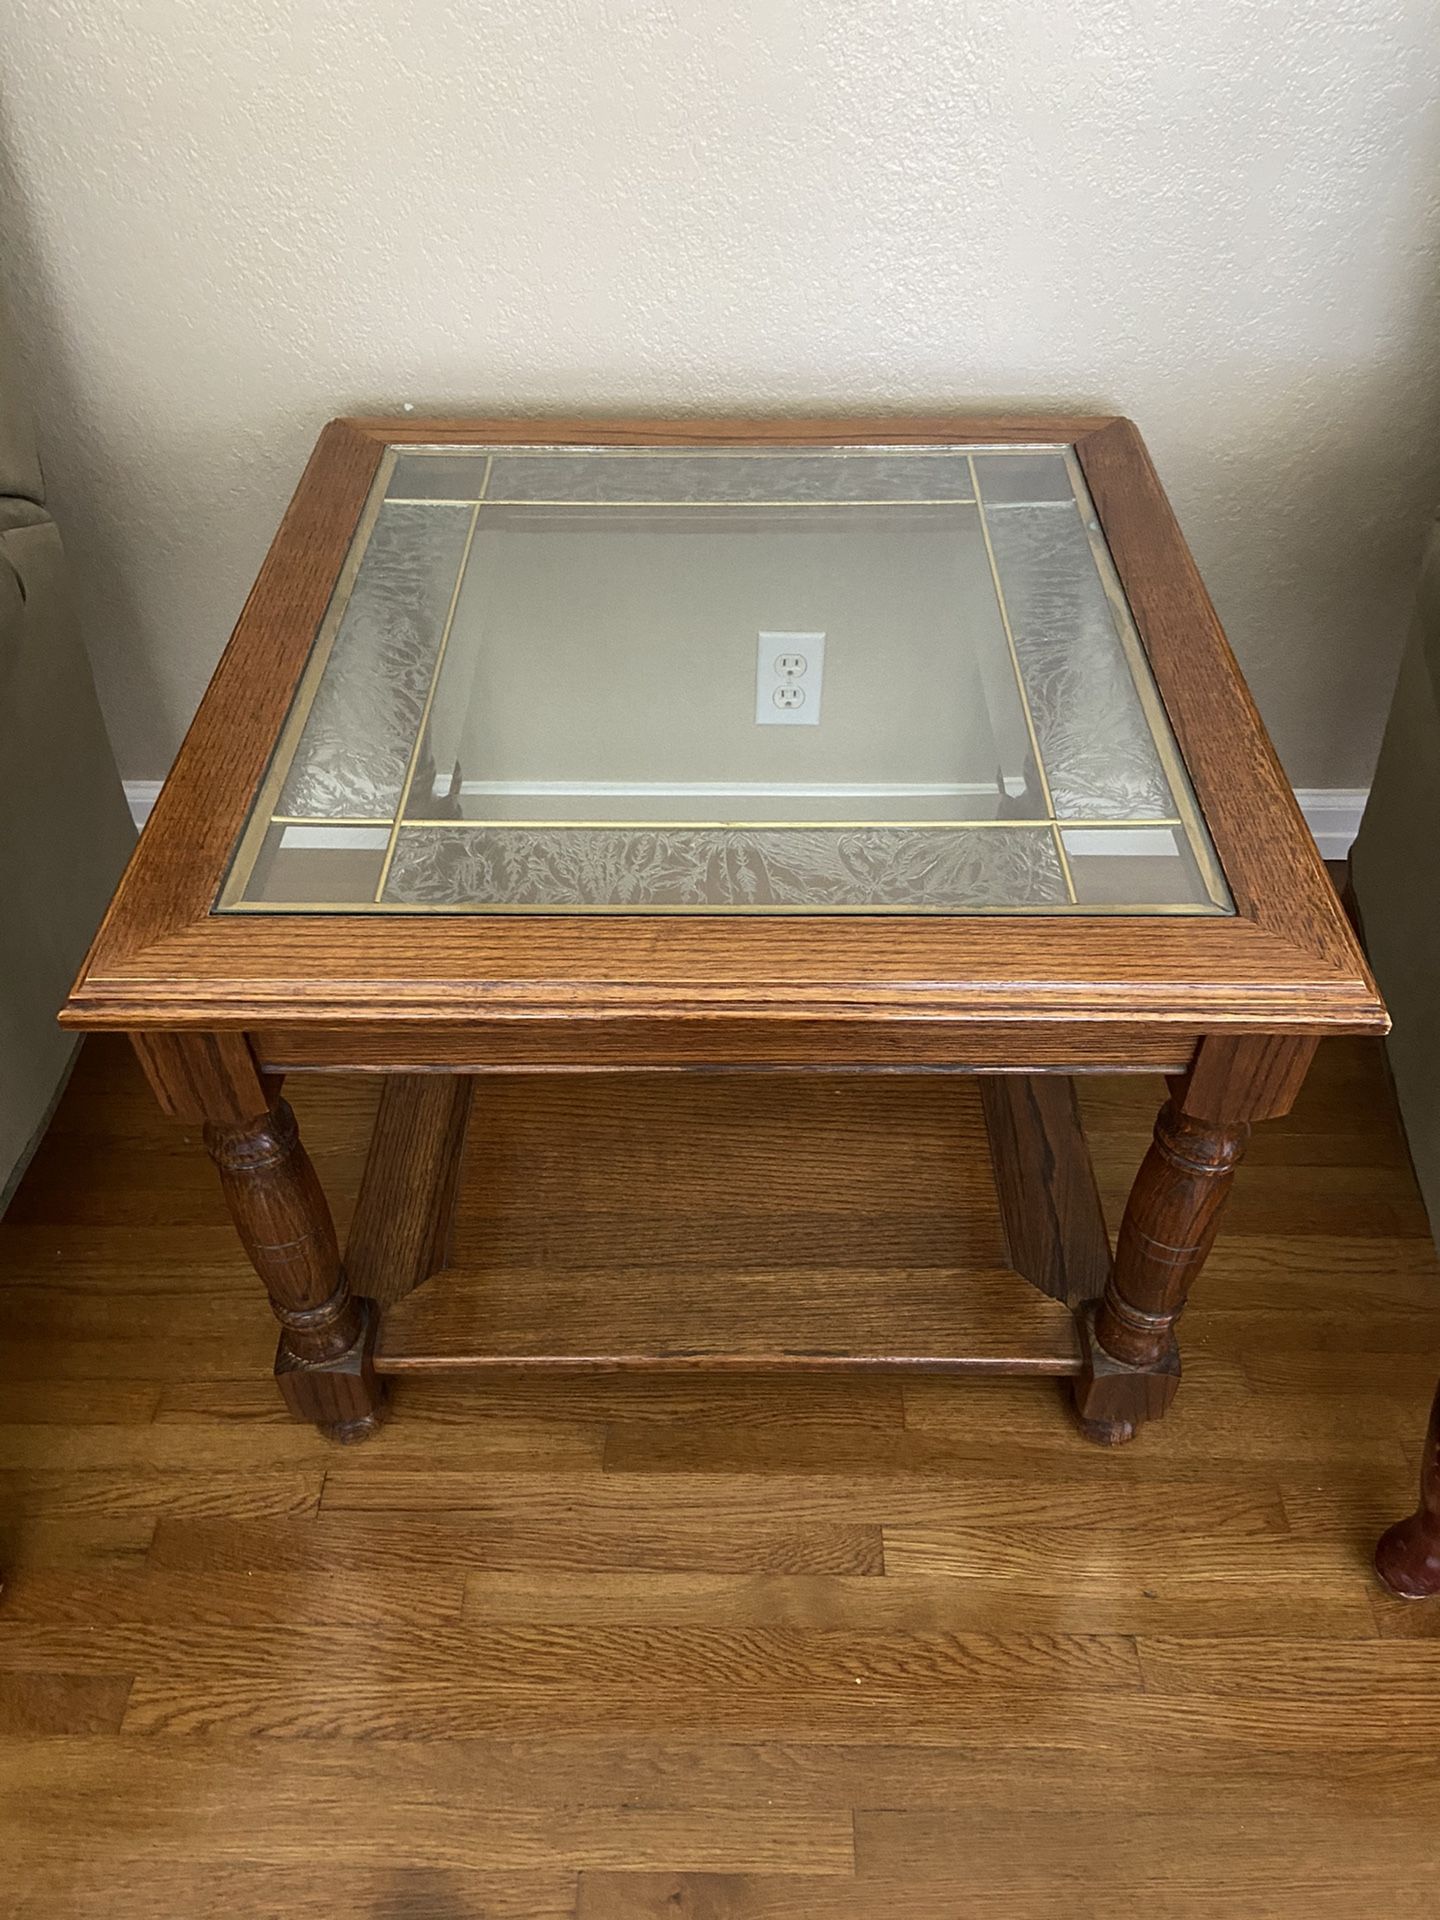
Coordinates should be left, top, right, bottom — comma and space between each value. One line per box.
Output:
376, 816, 1185, 832
271, 814, 396, 827
967, 454, 1063, 826
218, 445, 400, 910
371, 473, 488, 904
1049, 823, 1078, 905
1062, 447, 1232, 913
383, 496, 980, 509
393, 442, 1070, 459
269, 812, 1188, 831
221, 897, 1229, 918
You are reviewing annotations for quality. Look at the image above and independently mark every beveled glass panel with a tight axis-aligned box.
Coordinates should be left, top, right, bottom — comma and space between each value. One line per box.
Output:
219, 443, 1231, 915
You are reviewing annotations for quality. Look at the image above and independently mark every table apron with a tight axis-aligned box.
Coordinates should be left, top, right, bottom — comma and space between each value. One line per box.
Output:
249, 1020, 1202, 1075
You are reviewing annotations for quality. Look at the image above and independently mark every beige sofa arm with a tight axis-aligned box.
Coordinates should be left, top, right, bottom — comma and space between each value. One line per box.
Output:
1351, 508, 1440, 1241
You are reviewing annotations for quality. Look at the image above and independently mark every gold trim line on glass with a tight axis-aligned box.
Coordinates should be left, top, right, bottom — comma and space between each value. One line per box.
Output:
263, 814, 1190, 831
383, 496, 983, 509
370, 456, 492, 902
216, 446, 401, 911
1062, 446, 1231, 912
966, 453, 1076, 905
220, 898, 1232, 918
391, 440, 1072, 459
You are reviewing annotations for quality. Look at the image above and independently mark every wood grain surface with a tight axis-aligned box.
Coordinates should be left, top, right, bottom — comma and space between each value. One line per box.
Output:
979, 1074, 1111, 1306
344, 1074, 473, 1307
376, 1072, 1079, 1373
3, 1031, 1437, 1917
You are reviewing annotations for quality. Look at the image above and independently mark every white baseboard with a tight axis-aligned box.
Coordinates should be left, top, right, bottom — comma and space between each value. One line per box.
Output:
122, 779, 1368, 860
124, 779, 161, 827
1290, 789, 1368, 861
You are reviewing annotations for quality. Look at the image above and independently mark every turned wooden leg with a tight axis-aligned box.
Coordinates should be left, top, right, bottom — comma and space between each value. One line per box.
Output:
206, 1100, 383, 1441
1074, 1034, 1316, 1446
1074, 1101, 1246, 1444
131, 1030, 384, 1442
1376, 1386, 1440, 1598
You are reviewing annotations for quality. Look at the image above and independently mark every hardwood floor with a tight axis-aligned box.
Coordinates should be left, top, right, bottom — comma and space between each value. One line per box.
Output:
3, 1033, 1439, 1918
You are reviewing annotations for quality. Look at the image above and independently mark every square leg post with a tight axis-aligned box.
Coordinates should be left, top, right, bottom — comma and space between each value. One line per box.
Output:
345, 1075, 473, 1307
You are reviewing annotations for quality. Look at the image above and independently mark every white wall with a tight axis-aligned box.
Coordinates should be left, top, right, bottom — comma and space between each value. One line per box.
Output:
2, 0, 1438, 787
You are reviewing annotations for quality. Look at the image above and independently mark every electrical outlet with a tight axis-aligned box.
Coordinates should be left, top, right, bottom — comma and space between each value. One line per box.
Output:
756, 631, 824, 726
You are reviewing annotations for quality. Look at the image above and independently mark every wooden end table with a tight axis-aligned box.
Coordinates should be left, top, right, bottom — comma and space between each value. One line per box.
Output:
63, 416, 1384, 1456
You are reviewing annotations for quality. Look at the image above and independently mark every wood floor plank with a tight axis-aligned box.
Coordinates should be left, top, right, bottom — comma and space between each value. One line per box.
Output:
0, 1670, 132, 1735
117, 1679, 1144, 1744
318, 1467, 1291, 1537
882, 1520, 1363, 1593
0, 1415, 606, 1474
111, 1619, 1143, 1741
578, 1873, 1407, 1920
1137, 1633, 1440, 1701
853, 1808, 1440, 1890
115, 1671, 1440, 1749
459, 1568, 1375, 1639
901, 1366, 1415, 1465
0, 1286, 295, 1343
0, 1468, 323, 1522
1370, 1582, 1440, 1639
605, 1378, 1405, 1474
0, 1380, 163, 1424
5, 1791, 849, 1875
4, 1617, 1132, 1690
6, 1866, 575, 1920
1239, 1339, 1440, 1395
8, 1733, 1439, 1818
0, 1513, 158, 1569
154, 1370, 911, 1432
147, 1515, 887, 1578
0, 1222, 299, 1280
852, 1812, 1440, 1904
0, 1336, 274, 1382
0, 1564, 467, 1632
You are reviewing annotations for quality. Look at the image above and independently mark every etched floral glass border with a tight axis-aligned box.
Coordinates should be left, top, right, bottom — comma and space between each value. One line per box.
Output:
218, 443, 1232, 916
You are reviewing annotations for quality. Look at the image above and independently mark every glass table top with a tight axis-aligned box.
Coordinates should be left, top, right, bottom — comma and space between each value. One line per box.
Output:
219, 442, 1231, 916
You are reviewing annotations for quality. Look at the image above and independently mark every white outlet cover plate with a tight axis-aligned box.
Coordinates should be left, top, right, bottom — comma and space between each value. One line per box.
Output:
756, 631, 825, 726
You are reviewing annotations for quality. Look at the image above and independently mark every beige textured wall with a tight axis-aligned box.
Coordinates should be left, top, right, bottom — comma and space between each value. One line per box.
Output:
1, 1, 1438, 788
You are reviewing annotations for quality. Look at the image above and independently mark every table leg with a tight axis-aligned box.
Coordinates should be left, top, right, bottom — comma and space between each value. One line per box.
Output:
979, 1074, 1112, 1309
1074, 1034, 1316, 1445
131, 1031, 384, 1442
345, 1075, 473, 1307
1376, 1386, 1440, 1598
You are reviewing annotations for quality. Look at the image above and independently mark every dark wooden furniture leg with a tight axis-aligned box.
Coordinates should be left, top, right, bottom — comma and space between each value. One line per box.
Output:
1376, 1387, 1440, 1598
345, 1075, 473, 1307
1074, 1034, 1316, 1445
131, 1031, 384, 1442
980, 1073, 1113, 1308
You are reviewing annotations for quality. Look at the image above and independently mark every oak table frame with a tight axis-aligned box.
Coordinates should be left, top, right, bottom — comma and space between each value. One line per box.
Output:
62, 416, 1386, 1448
